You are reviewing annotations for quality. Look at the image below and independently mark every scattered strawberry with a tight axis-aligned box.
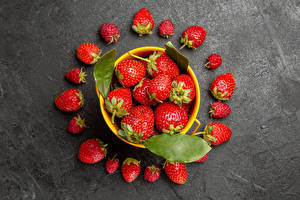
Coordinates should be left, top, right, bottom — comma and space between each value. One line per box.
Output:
195, 154, 207, 163
169, 74, 195, 107
115, 60, 146, 87
180, 25, 206, 50
133, 78, 156, 105
144, 165, 160, 183
105, 88, 132, 124
55, 89, 84, 111
65, 68, 87, 84
202, 122, 232, 146
209, 102, 231, 118
100, 23, 120, 44
164, 161, 187, 184
155, 102, 188, 134
158, 20, 174, 38
205, 54, 222, 69
76, 43, 101, 64
106, 154, 119, 174
148, 74, 172, 103
121, 158, 141, 182
210, 73, 236, 101
119, 105, 154, 143
132, 8, 154, 36
78, 139, 107, 164
68, 114, 87, 134
129, 52, 179, 79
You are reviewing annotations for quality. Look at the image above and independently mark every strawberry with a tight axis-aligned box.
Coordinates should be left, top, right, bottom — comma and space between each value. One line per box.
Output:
158, 19, 174, 38
182, 103, 192, 114
65, 68, 87, 84
132, 8, 154, 36
210, 73, 236, 101
205, 54, 222, 69
115, 60, 146, 87
55, 89, 84, 111
180, 25, 206, 50
195, 154, 207, 163
106, 154, 119, 174
169, 74, 195, 107
133, 78, 156, 105
100, 23, 120, 44
76, 43, 101, 64
164, 161, 187, 184
119, 105, 154, 143
209, 102, 231, 118
78, 139, 107, 164
144, 165, 160, 183
129, 52, 179, 79
154, 102, 188, 134
202, 122, 232, 146
105, 88, 132, 124
148, 74, 172, 103
68, 114, 87, 134
121, 158, 141, 182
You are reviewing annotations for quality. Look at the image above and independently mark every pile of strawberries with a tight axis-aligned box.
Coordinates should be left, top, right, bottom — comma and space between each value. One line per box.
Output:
53, 8, 236, 184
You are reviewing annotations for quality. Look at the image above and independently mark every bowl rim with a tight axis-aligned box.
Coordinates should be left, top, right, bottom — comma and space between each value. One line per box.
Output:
96, 46, 200, 148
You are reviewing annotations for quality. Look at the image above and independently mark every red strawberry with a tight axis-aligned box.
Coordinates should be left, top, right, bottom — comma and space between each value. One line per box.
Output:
209, 102, 231, 118
76, 43, 101, 64
169, 74, 195, 107
154, 102, 188, 134
182, 103, 192, 114
100, 23, 120, 44
148, 74, 172, 103
65, 68, 87, 84
158, 20, 174, 38
115, 60, 146, 87
144, 165, 160, 183
78, 139, 107, 164
119, 105, 154, 143
55, 89, 84, 111
210, 73, 236, 101
203, 122, 232, 146
129, 52, 179, 79
121, 158, 141, 182
195, 154, 207, 163
164, 161, 187, 184
106, 154, 119, 174
68, 114, 87, 134
205, 54, 222, 69
133, 78, 156, 105
180, 25, 206, 50
132, 8, 154, 36
105, 88, 132, 124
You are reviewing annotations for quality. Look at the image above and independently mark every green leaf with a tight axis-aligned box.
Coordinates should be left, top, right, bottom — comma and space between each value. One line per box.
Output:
165, 42, 189, 72
144, 134, 211, 163
94, 49, 116, 98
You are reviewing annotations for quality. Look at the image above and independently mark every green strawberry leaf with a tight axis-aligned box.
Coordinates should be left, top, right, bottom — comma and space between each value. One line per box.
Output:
144, 134, 211, 163
94, 49, 117, 98
164, 41, 189, 73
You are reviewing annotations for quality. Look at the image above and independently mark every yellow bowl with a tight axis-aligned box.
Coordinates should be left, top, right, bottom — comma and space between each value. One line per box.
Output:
96, 46, 201, 148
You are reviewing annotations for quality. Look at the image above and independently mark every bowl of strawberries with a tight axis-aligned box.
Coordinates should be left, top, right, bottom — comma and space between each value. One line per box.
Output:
96, 45, 200, 148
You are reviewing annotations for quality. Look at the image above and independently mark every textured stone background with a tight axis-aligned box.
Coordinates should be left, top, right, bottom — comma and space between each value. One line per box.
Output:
0, 0, 299, 199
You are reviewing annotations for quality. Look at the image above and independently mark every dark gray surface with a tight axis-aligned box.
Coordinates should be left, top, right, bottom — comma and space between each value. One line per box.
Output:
0, 0, 299, 199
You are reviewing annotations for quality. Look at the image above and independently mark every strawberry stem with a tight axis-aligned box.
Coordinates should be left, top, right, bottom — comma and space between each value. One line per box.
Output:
194, 131, 206, 136
111, 110, 116, 124
179, 44, 186, 50
204, 62, 210, 68
128, 52, 150, 63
